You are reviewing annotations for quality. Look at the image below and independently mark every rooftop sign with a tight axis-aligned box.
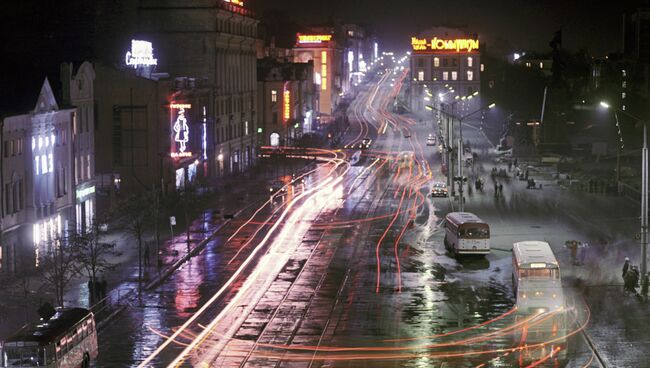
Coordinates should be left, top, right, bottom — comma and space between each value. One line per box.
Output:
125, 40, 158, 68
297, 34, 333, 45
411, 37, 479, 53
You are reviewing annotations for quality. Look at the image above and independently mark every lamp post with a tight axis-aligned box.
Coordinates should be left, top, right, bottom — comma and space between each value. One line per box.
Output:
456, 103, 496, 211
601, 101, 647, 294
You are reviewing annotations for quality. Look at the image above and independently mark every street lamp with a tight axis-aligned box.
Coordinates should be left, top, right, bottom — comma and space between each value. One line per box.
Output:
601, 101, 648, 293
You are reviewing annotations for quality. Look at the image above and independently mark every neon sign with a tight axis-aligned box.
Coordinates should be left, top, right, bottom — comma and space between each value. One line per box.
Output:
283, 86, 291, 123
298, 34, 333, 44
411, 37, 479, 53
224, 0, 244, 5
171, 104, 192, 158
125, 40, 158, 68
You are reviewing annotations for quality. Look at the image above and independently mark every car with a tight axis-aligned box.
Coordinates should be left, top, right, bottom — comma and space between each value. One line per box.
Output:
360, 138, 372, 149
268, 180, 288, 194
431, 182, 448, 197
426, 134, 436, 146
403, 130, 411, 138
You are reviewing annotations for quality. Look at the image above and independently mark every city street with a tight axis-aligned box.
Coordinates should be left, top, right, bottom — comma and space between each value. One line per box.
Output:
82, 65, 649, 367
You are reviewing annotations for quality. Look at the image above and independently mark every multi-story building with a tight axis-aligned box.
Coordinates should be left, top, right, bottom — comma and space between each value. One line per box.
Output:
410, 27, 481, 112
293, 30, 344, 121
257, 59, 316, 147
60, 62, 97, 232
1, 79, 76, 274
623, 5, 650, 96
138, 0, 259, 178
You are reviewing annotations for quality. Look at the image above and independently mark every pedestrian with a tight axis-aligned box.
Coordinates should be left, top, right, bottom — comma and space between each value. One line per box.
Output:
565, 240, 578, 265
99, 276, 108, 300
508, 161, 513, 172
624, 270, 635, 293
578, 242, 588, 265
87, 277, 94, 302
622, 257, 630, 279
514, 158, 518, 167
144, 243, 150, 268
494, 182, 499, 198
525, 169, 529, 180
498, 183, 503, 196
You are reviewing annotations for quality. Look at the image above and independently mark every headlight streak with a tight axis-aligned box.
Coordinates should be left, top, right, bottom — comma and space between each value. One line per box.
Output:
166, 170, 349, 367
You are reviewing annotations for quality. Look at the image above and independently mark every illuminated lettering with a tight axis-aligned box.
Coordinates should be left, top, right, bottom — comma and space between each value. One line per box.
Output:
283, 88, 291, 123
170, 103, 192, 109
411, 37, 480, 53
125, 40, 158, 68
321, 51, 328, 91
224, 0, 244, 6
298, 34, 333, 44
171, 104, 192, 158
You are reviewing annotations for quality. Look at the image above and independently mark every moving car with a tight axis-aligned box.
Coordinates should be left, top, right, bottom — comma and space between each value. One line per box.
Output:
426, 134, 436, 146
360, 138, 372, 149
403, 129, 411, 138
431, 182, 448, 197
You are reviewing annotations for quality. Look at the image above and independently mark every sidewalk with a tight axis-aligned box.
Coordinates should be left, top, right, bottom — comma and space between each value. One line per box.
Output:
0, 158, 316, 341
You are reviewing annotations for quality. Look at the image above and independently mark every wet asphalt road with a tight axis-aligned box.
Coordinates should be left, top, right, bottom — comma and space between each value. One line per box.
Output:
94, 68, 647, 367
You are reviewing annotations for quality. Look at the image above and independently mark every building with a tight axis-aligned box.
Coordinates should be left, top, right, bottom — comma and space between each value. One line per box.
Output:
1, 79, 76, 274
410, 27, 482, 112
511, 53, 553, 77
138, 0, 259, 178
341, 24, 374, 90
60, 62, 97, 232
623, 5, 650, 96
257, 59, 317, 147
293, 29, 344, 120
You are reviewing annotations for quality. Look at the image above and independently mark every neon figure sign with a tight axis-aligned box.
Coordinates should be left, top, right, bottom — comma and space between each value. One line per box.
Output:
171, 104, 192, 158
125, 40, 158, 68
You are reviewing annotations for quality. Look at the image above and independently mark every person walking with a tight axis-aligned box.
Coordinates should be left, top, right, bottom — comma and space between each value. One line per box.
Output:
144, 243, 150, 268
508, 161, 513, 172
498, 183, 504, 196
623, 257, 630, 279
494, 182, 499, 198
514, 158, 518, 168
87, 277, 94, 303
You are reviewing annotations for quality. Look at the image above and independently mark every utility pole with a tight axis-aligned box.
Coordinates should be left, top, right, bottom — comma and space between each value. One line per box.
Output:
642, 123, 648, 293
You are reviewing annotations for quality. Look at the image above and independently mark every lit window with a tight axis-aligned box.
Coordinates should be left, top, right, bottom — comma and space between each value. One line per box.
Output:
41, 156, 47, 174
452, 71, 458, 81
418, 71, 424, 81
245, 121, 249, 135
45, 136, 49, 147
48, 154, 53, 173
622, 92, 627, 99
443, 72, 449, 81
481, 64, 485, 72
35, 157, 40, 175
622, 81, 627, 89
622, 69, 627, 77
539, 62, 544, 69
623, 105, 627, 111
467, 57, 473, 67
467, 70, 474, 81
271, 90, 278, 103
433, 57, 440, 67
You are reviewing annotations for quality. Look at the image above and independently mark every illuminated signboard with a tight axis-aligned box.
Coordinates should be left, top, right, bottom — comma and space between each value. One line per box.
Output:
125, 40, 158, 68
321, 51, 328, 91
411, 37, 480, 53
171, 104, 192, 158
298, 34, 333, 44
283, 85, 291, 123
224, 0, 244, 6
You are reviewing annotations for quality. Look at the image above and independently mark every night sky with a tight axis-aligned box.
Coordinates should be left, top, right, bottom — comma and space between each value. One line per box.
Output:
249, 0, 640, 54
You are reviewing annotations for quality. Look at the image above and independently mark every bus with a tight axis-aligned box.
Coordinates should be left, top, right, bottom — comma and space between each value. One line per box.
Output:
512, 241, 561, 293
1, 308, 98, 368
512, 241, 567, 364
443, 212, 490, 256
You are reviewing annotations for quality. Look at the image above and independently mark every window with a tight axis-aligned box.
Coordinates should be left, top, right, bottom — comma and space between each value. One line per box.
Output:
417, 58, 424, 68
443, 58, 449, 67
35, 157, 40, 175
433, 57, 440, 67
622, 92, 627, 99
3, 141, 8, 158
451, 71, 458, 81
452, 59, 457, 67
273, 112, 278, 125
41, 155, 47, 174
467, 57, 473, 67
86, 154, 91, 180
481, 63, 484, 72
622, 69, 627, 77
539, 62, 544, 69
443, 72, 449, 81
4, 183, 10, 215
48, 154, 53, 174
271, 90, 278, 103
467, 70, 474, 81
622, 81, 627, 88
245, 121, 249, 135
418, 70, 424, 81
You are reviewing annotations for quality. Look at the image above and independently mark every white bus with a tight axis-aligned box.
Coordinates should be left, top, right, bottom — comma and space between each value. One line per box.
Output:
512, 241, 561, 293
512, 241, 567, 364
1, 308, 98, 368
443, 212, 490, 256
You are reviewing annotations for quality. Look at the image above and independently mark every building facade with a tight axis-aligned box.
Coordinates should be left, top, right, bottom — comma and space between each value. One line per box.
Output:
257, 59, 316, 147
1, 79, 76, 274
293, 31, 344, 120
138, 0, 259, 179
410, 27, 481, 112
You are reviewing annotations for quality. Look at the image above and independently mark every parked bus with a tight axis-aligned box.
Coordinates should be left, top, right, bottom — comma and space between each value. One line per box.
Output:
1, 308, 98, 368
443, 212, 490, 256
512, 241, 567, 364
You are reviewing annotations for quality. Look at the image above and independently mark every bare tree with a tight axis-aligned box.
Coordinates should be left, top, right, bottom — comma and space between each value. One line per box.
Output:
0, 256, 42, 324
118, 194, 150, 281
39, 237, 78, 307
70, 216, 117, 303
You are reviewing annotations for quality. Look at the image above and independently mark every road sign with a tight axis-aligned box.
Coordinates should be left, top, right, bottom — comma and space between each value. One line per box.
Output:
170, 216, 176, 226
